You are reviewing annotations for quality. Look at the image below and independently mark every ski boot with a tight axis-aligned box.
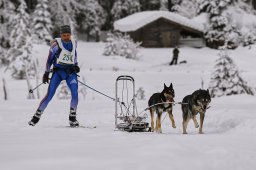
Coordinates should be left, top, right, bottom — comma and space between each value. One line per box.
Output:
28, 110, 42, 126
69, 108, 79, 127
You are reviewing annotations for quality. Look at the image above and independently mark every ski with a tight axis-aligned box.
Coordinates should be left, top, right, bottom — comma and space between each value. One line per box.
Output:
55, 125, 97, 129
77, 125, 97, 129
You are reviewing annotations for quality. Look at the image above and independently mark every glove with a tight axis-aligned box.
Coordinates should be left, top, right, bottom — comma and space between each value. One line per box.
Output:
42, 72, 49, 84
72, 65, 80, 73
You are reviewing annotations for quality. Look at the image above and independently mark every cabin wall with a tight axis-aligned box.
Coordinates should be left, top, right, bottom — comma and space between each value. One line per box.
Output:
128, 18, 204, 48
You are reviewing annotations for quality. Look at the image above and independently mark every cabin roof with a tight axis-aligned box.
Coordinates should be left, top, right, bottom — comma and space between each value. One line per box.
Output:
114, 11, 205, 33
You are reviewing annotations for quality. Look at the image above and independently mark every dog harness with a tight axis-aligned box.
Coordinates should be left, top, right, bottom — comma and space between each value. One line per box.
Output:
161, 98, 173, 111
55, 38, 76, 65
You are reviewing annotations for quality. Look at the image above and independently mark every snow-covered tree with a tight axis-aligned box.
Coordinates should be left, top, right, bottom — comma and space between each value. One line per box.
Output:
0, 46, 6, 65
49, 0, 105, 39
49, 0, 80, 38
209, 49, 254, 97
0, 0, 15, 64
150, 0, 161, 10
242, 28, 256, 46
111, 0, 141, 21
160, 0, 168, 10
197, 0, 241, 49
32, 0, 53, 44
57, 82, 71, 100
7, 0, 34, 79
57, 76, 87, 100
0, 0, 11, 48
196, 0, 235, 14
168, 0, 181, 11
103, 33, 142, 59
170, 0, 197, 18
136, 87, 146, 100
76, 0, 106, 41
206, 14, 241, 49
98, 0, 115, 30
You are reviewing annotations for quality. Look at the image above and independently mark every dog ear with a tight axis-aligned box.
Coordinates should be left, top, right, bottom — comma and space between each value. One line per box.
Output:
169, 83, 173, 88
164, 83, 167, 89
207, 89, 210, 94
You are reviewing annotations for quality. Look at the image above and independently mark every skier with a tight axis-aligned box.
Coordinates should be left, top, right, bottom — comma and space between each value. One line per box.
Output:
28, 25, 80, 127
169, 46, 179, 65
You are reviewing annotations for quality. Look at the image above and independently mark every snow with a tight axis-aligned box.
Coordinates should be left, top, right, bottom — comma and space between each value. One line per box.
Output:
0, 42, 256, 170
114, 11, 205, 33
236, 12, 256, 29
191, 13, 209, 26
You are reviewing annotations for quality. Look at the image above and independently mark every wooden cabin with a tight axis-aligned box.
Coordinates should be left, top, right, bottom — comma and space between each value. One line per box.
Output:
114, 11, 205, 48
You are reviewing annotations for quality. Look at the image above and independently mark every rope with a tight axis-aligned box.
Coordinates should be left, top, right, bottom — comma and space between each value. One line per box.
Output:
77, 80, 116, 101
77, 78, 190, 125
144, 101, 188, 111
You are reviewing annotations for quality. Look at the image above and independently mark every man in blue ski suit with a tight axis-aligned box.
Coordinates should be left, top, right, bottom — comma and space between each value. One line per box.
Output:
29, 25, 80, 127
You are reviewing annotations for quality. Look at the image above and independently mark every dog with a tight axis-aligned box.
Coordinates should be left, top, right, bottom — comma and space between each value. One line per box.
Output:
181, 89, 211, 134
148, 83, 176, 133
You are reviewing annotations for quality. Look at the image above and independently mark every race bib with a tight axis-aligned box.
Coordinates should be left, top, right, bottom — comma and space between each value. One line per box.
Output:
55, 38, 76, 65
57, 53, 74, 65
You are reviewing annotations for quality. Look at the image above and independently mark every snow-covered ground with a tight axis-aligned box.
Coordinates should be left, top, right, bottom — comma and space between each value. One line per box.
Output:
0, 42, 256, 170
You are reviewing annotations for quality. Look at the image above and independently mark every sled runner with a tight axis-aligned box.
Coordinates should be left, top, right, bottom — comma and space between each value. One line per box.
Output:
115, 75, 149, 132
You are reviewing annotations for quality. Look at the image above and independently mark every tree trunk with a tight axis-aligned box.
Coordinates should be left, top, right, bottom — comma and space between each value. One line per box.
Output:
253, 0, 256, 10
34, 59, 40, 99
2, 77, 8, 100
25, 63, 35, 99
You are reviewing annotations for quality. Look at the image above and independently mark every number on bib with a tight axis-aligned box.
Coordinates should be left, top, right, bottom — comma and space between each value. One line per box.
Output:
63, 54, 73, 62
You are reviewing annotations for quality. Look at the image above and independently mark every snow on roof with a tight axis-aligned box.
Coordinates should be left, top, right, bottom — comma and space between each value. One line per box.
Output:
114, 11, 205, 33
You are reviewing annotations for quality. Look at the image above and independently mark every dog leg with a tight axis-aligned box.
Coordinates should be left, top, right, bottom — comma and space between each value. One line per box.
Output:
150, 108, 155, 132
182, 118, 189, 134
167, 109, 176, 128
157, 113, 162, 133
155, 115, 159, 132
199, 113, 205, 134
192, 116, 199, 128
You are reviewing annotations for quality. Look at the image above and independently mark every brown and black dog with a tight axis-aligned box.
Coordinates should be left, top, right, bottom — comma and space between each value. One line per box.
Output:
181, 89, 211, 134
148, 83, 176, 133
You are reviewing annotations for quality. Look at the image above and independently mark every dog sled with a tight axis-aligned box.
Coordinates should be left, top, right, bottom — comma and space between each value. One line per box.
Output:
115, 75, 150, 132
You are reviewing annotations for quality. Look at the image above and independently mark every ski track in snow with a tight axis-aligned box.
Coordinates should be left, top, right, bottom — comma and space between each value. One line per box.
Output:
0, 42, 256, 170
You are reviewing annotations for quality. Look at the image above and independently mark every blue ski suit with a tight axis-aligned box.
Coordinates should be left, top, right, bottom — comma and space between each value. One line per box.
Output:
37, 39, 78, 112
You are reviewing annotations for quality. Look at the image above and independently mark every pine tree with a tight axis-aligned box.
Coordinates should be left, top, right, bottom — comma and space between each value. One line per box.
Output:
0, 0, 15, 64
7, 0, 34, 80
168, 0, 181, 11
111, 0, 141, 21
57, 82, 71, 100
0, 47, 5, 65
197, 0, 240, 49
76, 0, 106, 41
160, 0, 168, 10
209, 49, 254, 97
32, 0, 52, 44
98, 0, 115, 30
136, 87, 146, 100
49, 0, 78, 38
170, 0, 197, 18
103, 33, 142, 59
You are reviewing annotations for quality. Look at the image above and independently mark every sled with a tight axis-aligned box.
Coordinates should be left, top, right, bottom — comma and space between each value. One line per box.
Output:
115, 75, 149, 132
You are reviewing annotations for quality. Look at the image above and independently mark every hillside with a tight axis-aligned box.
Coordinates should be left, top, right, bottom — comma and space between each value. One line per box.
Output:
0, 42, 255, 170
